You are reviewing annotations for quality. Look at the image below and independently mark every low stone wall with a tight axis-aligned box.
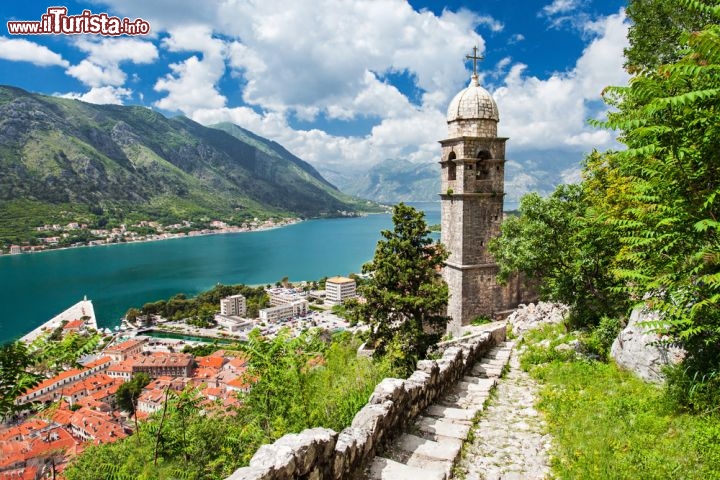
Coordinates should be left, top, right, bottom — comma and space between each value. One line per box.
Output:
227, 323, 507, 480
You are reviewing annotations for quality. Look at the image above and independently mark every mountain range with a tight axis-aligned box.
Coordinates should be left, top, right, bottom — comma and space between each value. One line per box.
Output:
0, 86, 374, 243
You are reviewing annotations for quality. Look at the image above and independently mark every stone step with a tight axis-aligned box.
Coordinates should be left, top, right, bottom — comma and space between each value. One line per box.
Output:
455, 380, 495, 395
425, 404, 477, 422
415, 415, 471, 441
486, 343, 514, 360
395, 433, 462, 462
470, 364, 504, 378
406, 455, 452, 479
461, 376, 497, 388
438, 389, 490, 409
367, 456, 446, 480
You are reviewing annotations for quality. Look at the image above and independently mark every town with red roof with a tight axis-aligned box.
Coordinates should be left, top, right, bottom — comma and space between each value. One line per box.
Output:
0, 335, 251, 479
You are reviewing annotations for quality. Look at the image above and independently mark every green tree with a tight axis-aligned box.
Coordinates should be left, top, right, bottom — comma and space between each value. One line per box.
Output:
348, 203, 449, 373
125, 308, 141, 323
593, 0, 720, 410
0, 342, 39, 420
116, 372, 151, 414
489, 183, 628, 327
624, 0, 716, 72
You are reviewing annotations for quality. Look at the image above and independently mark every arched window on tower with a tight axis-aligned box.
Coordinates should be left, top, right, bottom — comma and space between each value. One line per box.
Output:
475, 150, 491, 179
447, 152, 456, 181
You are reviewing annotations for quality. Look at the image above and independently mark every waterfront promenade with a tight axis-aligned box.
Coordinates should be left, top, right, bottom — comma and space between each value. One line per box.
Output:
20, 297, 98, 343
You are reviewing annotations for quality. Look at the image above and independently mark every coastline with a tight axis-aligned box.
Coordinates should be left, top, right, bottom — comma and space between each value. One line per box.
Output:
1, 218, 305, 258
1, 209, 402, 345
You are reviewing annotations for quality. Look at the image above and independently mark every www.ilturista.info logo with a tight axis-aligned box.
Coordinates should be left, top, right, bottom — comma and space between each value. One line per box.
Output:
7, 7, 150, 36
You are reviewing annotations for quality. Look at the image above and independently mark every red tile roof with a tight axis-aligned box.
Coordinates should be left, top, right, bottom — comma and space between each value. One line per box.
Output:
83, 356, 112, 369
63, 319, 84, 330
197, 355, 225, 369
132, 352, 193, 368
105, 338, 145, 353
23, 368, 85, 397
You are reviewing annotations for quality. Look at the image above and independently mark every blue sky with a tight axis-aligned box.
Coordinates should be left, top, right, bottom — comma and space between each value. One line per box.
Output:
0, 0, 630, 199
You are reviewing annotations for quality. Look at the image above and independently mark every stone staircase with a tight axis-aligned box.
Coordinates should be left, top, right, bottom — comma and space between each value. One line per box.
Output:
365, 341, 515, 480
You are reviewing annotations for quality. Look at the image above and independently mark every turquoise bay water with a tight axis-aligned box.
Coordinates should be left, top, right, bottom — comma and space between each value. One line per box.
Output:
0, 202, 440, 344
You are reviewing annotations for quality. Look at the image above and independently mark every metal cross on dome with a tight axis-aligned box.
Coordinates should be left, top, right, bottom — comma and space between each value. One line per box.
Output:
465, 46, 484, 76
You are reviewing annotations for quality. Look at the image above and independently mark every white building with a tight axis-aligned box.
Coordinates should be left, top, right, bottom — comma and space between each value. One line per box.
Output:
267, 287, 304, 306
215, 315, 254, 332
325, 277, 357, 306
259, 299, 309, 323
220, 294, 246, 317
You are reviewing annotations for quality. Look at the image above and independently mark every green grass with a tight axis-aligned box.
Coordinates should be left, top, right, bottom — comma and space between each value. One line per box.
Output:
521, 325, 720, 479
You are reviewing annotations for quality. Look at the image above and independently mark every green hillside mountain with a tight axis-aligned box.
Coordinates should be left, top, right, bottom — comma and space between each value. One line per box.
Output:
340, 159, 439, 202
0, 86, 373, 244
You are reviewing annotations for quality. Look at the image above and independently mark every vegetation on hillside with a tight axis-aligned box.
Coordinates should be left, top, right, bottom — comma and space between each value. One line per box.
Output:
131, 283, 270, 325
519, 323, 720, 479
491, 0, 720, 412
0, 86, 377, 247
63, 331, 395, 480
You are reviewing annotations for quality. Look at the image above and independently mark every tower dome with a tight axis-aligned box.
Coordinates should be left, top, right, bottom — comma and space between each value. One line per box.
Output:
446, 74, 499, 138
446, 74, 499, 122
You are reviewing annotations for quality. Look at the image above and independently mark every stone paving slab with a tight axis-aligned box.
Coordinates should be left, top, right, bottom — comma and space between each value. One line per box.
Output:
470, 364, 504, 378
461, 376, 497, 388
455, 380, 494, 394
395, 433, 462, 461
406, 455, 452, 478
416, 416, 471, 440
439, 391, 489, 410
368, 456, 446, 480
425, 405, 477, 422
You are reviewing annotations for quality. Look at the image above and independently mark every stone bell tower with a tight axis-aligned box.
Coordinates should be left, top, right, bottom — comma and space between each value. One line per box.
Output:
440, 48, 508, 333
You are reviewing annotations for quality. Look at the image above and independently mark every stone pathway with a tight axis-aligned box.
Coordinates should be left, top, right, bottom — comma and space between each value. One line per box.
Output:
456, 351, 552, 480
365, 342, 515, 480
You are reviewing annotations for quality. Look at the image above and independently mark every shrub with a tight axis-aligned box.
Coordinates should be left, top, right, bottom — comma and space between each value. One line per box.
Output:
583, 316, 623, 359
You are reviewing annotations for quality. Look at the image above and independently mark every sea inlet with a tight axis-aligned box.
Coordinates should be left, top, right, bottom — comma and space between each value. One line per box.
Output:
0, 203, 440, 344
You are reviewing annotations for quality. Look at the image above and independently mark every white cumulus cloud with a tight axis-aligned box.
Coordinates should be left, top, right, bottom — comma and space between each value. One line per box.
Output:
57, 86, 133, 105
153, 25, 227, 114
542, 0, 583, 16
0, 37, 69, 67
494, 10, 629, 153
66, 37, 158, 98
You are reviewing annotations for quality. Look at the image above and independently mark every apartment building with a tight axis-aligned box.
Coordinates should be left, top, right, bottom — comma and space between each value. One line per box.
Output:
325, 276, 357, 306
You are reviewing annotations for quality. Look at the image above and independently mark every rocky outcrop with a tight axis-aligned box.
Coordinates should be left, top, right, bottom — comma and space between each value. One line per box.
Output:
506, 302, 568, 337
610, 306, 685, 383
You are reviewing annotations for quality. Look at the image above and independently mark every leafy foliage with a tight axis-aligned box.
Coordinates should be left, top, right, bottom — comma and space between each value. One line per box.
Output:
592, 2, 720, 410
64, 331, 393, 479
0, 342, 39, 420
489, 182, 629, 327
624, 0, 717, 72
136, 283, 269, 322
26, 330, 102, 376
116, 373, 152, 414
347, 203, 449, 373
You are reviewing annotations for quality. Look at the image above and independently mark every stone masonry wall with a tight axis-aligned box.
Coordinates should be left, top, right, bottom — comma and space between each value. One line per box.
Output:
226, 323, 507, 480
